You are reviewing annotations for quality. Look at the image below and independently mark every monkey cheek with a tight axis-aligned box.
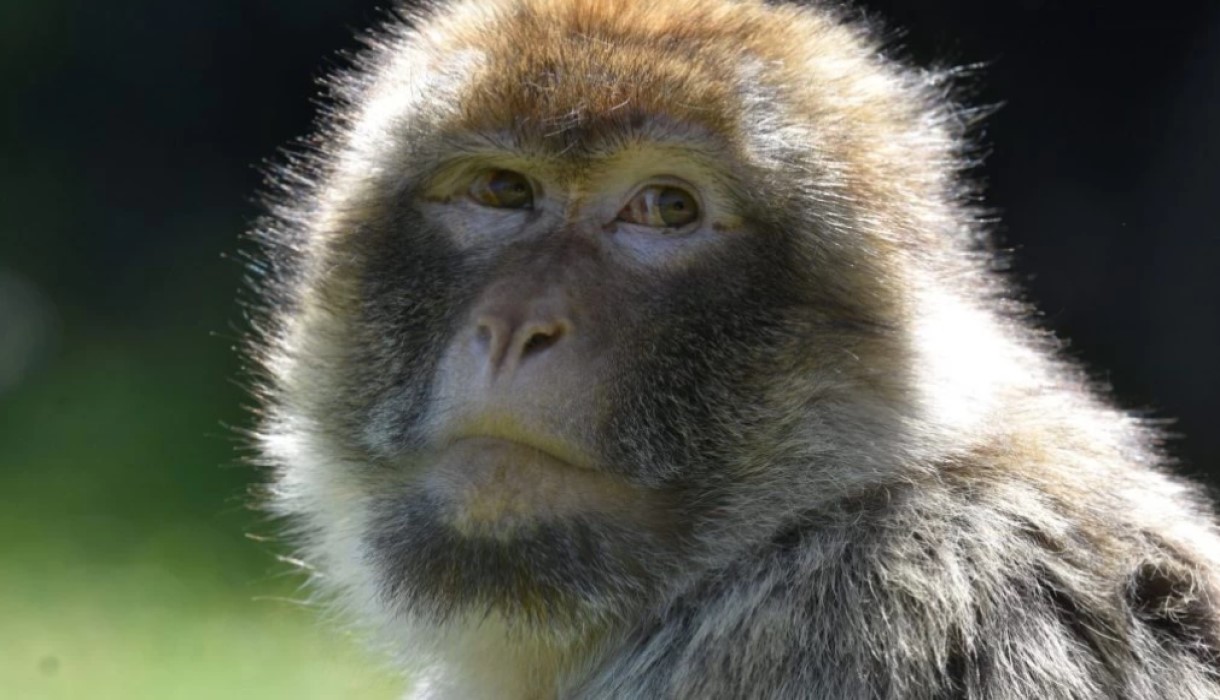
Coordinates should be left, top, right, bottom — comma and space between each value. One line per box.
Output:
420, 437, 658, 537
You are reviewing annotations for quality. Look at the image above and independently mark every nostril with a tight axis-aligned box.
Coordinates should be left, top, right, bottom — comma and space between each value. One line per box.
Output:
471, 311, 570, 375
474, 315, 512, 371
522, 327, 563, 357
475, 322, 494, 348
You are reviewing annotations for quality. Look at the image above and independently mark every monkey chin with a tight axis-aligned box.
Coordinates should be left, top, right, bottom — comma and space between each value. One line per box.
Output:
420, 437, 659, 538
366, 438, 684, 629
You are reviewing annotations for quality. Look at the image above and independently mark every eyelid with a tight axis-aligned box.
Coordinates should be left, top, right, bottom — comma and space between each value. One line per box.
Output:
418, 156, 540, 197
465, 168, 539, 211
616, 178, 703, 230
623, 176, 703, 206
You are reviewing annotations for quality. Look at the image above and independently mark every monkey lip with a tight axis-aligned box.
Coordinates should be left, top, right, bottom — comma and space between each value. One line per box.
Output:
442, 419, 599, 471
422, 436, 645, 529
447, 434, 589, 469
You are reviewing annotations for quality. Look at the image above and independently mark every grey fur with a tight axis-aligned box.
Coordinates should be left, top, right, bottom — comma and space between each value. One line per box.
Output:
246, 1, 1220, 697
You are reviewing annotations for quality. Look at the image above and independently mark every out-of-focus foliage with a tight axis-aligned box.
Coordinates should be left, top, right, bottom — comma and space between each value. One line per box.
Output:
0, 0, 402, 696
0, 337, 403, 698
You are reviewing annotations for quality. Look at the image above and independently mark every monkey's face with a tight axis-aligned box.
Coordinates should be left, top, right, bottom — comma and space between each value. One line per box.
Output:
315, 140, 806, 629
263, 0, 930, 634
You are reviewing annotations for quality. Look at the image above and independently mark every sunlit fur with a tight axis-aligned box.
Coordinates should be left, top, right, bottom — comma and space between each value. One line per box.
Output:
247, 1, 1220, 697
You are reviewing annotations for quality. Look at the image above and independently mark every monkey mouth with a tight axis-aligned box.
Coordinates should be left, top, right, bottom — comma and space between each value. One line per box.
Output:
439, 410, 600, 471
446, 434, 588, 481
420, 435, 650, 534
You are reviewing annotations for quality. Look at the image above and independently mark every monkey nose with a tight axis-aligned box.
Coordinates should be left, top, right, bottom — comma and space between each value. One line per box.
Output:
473, 312, 571, 377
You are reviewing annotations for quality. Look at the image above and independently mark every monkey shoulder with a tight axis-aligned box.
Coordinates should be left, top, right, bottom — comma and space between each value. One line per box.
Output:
577, 471, 1220, 699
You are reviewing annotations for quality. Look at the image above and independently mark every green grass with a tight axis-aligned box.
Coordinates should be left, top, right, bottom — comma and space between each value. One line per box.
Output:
0, 556, 402, 700
0, 337, 404, 699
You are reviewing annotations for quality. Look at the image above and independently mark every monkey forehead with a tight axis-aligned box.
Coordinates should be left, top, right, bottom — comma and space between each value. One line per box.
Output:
330, 0, 964, 258
372, 0, 864, 153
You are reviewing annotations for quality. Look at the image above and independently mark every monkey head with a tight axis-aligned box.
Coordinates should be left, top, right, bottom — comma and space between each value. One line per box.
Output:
254, 0, 970, 647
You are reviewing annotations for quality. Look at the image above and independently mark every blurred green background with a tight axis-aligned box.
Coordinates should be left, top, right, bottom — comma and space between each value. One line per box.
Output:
2, 1, 404, 697
1, 1, 1217, 698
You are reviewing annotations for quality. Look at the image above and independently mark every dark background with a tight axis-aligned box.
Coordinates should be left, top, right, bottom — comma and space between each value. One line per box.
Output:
1, 1, 1217, 697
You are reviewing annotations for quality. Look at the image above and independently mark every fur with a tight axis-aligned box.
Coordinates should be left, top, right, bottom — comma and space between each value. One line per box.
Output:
246, 1, 1220, 697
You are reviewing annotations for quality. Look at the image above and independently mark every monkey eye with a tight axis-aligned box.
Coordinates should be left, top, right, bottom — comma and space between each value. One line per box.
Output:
468, 169, 534, 209
617, 185, 699, 230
